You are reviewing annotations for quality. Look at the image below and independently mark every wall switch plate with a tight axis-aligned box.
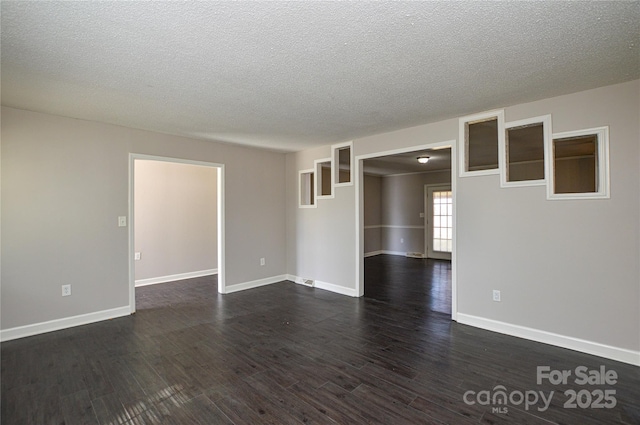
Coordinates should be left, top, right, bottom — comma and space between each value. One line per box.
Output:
492, 290, 501, 302
62, 284, 71, 297
400, 238, 404, 244
134, 252, 141, 260
260, 257, 265, 266
419, 212, 425, 218
118, 216, 127, 227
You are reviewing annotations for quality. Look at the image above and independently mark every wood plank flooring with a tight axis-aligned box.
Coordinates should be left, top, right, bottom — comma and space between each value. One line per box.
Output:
2, 256, 639, 424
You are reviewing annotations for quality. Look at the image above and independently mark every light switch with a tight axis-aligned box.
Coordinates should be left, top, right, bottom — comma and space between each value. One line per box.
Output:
118, 216, 127, 227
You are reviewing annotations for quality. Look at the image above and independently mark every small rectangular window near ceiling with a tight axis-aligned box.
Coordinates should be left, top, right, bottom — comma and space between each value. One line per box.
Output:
298, 169, 316, 207
468, 118, 499, 171
547, 127, 609, 200
315, 158, 333, 199
338, 147, 351, 183
501, 115, 551, 187
554, 135, 597, 193
459, 110, 505, 177
332, 141, 353, 186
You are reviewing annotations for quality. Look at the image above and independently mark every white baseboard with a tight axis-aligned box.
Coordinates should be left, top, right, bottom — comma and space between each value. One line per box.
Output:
314, 280, 358, 297
287, 274, 358, 297
381, 250, 407, 256
364, 250, 383, 258
456, 313, 640, 366
223, 274, 287, 294
135, 269, 218, 287
1, 306, 131, 342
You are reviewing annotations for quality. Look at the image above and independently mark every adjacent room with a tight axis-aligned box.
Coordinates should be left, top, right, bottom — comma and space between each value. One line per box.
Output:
2, 2, 639, 424
363, 148, 453, 315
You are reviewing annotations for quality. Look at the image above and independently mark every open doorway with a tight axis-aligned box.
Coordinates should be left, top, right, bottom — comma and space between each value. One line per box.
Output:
128, 154, 225, 313
356, 144, 455, 317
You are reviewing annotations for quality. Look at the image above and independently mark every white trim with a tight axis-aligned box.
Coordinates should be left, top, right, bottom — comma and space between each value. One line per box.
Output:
546, 126, 610, 200
286, 274, 312, 286
364, 250, 383, 258
223, 275, 287, 294
287, 275, 358, 297
459, 109, 505, 178
314, 280, 358, 297
129, 154, 226, 305
501, 115, 551, 188
457, 313, 639, 366
356, 155, 365, 296
298, 168, 317, 208
332, 141, 354, 187
217, 166, 226, 294
135, 269, 218, 287
1, 306, 130, 342
355, 140, 458, 320
314, 157, 335, 200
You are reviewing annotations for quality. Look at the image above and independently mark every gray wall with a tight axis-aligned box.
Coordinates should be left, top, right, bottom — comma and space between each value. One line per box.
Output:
134, 160, 217, 281
286, 80, 640, 353
379, 171, 450, 255
363, 174, 382, 254
285, 145, 356, 289
1, 107, 286, 330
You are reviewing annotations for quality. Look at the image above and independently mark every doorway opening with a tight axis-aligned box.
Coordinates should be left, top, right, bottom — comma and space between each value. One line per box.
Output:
356, 143, 456, 318
128, 154, 225, 313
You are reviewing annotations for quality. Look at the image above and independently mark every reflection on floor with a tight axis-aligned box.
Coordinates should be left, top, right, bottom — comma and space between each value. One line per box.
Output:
365, 254, 451, 315
2, 273, 639, 424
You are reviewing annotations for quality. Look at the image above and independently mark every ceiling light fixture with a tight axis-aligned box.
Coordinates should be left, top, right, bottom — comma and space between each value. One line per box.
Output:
417, 156, 430, 164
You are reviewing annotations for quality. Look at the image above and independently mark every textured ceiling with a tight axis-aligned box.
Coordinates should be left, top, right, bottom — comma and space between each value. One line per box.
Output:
1, 2, 638, 152
364, 148, 452, 176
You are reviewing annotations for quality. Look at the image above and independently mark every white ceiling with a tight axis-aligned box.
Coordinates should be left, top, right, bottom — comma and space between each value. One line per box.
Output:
1, 2, 638, 153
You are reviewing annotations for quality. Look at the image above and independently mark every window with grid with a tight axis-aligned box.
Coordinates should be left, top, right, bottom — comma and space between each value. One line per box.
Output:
432, 190, 452, 252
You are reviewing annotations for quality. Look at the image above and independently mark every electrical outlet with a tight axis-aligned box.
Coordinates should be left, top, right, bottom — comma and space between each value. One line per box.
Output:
400, 238, 404, 244
62, 284, 71, 297
492, 290, 501, 302
134, 252, 141, 260
260, 257, 265, 266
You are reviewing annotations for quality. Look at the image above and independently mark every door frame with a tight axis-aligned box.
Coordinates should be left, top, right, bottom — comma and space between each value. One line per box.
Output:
128, 154, 225, 314
355, 140, 457, 321
424, 184, 453, 260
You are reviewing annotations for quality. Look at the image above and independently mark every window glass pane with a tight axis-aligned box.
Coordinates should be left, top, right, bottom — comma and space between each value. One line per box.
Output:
507, 123, 545, 182
434, 240, 441, 251
468, 118, 499, 171
554, 135, 597, 193
299, 171, 314, 206
432, 190, 452, 253
318, 162, 332, 196
338, 147, 351, 183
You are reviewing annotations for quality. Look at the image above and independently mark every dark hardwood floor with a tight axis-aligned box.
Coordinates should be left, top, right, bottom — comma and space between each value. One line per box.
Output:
2, 259, 639, 424
365, 255, 452, 315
